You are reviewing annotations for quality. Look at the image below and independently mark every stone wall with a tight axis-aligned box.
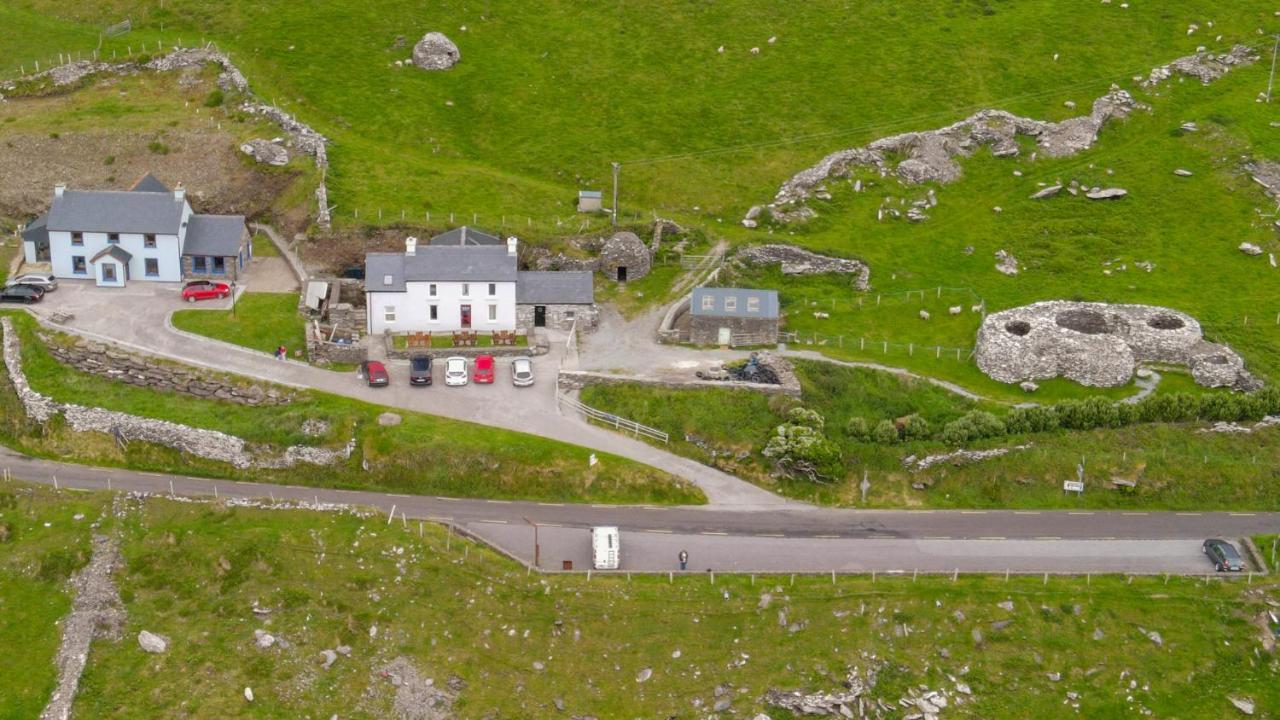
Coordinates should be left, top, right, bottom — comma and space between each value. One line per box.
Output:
180, 254, 243, 284
306, 322, 367, 366
516, 304, 599, 333
382, 335, 549, 361
731, 245, 871, 290
2, 318, 350, 469
44, 336, 291, 405
689, 314, 779, 347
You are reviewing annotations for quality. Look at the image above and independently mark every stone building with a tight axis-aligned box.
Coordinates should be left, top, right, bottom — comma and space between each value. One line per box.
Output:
516, 271, 598, 332
577, 190, 603, 213
599, 231, 650, 282
688, 287, 780, 346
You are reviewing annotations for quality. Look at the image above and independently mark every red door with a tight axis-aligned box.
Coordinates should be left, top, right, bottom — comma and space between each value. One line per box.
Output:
460, 304, 472, 328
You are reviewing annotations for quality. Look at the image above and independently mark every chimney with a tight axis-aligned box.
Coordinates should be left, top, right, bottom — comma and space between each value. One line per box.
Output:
405, 236, 418, 256
174, 183, 186, 202
507, 236, 518, 257
54, 183, 66, 199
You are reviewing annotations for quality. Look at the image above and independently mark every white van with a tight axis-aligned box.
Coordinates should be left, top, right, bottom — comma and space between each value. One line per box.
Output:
591, 526, 620, 570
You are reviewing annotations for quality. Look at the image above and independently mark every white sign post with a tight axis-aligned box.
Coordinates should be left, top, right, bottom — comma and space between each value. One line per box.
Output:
589, 453, 598, 467
1063, 480, 1084, 494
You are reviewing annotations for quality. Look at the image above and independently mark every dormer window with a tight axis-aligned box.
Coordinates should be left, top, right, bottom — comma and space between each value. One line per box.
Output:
724, 297, 738, 312
383, 274, 394, 286
144, 234, 157, 248
71, 232, 84, 246
701, 294, 715, 311
107, 233, 120, 244
747, 296, 760, 313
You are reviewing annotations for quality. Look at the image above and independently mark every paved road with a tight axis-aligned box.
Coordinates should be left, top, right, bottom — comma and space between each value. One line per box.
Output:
5, 447, 1273, 574
27, 282, 784, 507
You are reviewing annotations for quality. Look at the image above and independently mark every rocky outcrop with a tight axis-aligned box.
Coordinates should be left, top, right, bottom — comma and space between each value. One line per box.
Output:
975, 301, 1259, 390
903, 443, 1033, 472
239, 139, 289, 166
411, 32, 460, 70
1, 318, 352, 469
756, 45, 1258, 224
731, 244, 870, 289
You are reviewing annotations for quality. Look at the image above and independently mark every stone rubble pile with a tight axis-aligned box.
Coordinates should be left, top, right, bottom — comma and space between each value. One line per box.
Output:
975, 301, 1259, 390
1198, 416, 1280, 434
239, 138, 290, 166
903, 443, 1033, 472
732, 244, 871, 289
754, 45, 1258, 224
411, 32, 461, 70
2, 318, 352, 469
764, 668, 877, 716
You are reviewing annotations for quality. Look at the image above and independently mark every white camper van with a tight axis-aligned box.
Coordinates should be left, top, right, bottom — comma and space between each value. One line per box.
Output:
591, 526, 620, 570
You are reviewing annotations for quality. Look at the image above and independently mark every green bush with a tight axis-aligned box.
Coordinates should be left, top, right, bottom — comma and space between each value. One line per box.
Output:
147, 141, 171, 155
1004, 405, 1060, 434
203, 89, 225, 107
135, 53, 152, 64
940, 418, 976, 445
900, 414, 930, 440
767, 394, 802, 417
964, 410, 1006, 438
762, 423, 843, 482
787, 406, 825, 430
844, 416, 870, 441
872, 419, 900, 444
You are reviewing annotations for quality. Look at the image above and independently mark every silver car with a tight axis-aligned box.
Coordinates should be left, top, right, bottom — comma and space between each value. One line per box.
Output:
511, 356, 534, 387
5, 272, 57, 292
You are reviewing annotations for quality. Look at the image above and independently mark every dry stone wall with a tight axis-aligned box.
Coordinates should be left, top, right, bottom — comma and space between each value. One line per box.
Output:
975, 301, 1259, 390
2, 318, 351, 469
731, 244, 870, 289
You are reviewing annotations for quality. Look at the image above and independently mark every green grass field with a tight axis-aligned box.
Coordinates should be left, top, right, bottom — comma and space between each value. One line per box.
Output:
582, 360, 1280, 509
1, 312, 702, 505
1, 487, 1272, 718
171, 292, 306, 356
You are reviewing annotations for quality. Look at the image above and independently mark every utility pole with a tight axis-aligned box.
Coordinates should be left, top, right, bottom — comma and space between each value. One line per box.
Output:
1269, 35, 1280, 103
610, 162, 620, 227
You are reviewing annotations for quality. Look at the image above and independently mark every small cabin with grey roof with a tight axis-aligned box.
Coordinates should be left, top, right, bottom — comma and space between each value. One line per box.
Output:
688, 287, 780, 346
23, 174, 249, 287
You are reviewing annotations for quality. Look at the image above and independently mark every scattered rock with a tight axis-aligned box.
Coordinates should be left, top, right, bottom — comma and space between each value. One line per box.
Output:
997, 600, 1015, 612
731, 245, 870, 289
995, 249, 1021, 276
1030, 184, 1063, 199
636, 667, 652, 683
138, 630, 168, 654
254, 629, 276, 649
1019, 381, 1039, 393
239, 139, 289, 166
1174, 168, 1193, 176
244, 687, 254, 703
321, 649, 338, 669
1086, 187, 1127, 200
1229, 696, 1256, 715
412, 32, 461, 70
1239, 242, 1264, 256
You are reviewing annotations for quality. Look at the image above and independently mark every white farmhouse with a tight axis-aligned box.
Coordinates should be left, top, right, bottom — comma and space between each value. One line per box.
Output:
365, 228, 598, 334
22, 174, 249, 287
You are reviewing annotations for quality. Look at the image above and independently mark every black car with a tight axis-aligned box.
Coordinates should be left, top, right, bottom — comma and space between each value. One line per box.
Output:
1203, 538, 1245, 572
0, 284, 44, 304
409, 355, 433, 386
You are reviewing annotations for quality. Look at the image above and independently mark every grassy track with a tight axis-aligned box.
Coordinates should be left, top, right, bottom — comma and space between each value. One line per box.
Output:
171, 292, 307, 356
0, 490, 1255, 718
0, 312, 703, 505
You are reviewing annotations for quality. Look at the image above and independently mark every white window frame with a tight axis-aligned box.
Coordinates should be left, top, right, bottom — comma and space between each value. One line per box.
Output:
383, 274, 394, 287
384, 306, 396, 323
746, 296, 760, 313
700, 294, 715, 311
724, 297, 738, 312
488, 304, 498, 321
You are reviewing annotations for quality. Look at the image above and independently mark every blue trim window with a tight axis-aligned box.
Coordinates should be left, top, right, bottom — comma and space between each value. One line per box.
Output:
192, 256, 207, 274
107, 233, 120, 245
71, 256, 87, 275
144, 258, 159, 277
211, 257, 226, 275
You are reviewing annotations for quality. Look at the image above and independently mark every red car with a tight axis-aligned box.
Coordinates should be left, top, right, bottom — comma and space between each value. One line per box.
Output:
182, 280, 231, 302
473, 355, 495, 384
359, 360, 390, 387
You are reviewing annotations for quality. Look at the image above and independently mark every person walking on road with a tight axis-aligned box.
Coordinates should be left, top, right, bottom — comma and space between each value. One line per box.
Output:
678, 549, 688, 571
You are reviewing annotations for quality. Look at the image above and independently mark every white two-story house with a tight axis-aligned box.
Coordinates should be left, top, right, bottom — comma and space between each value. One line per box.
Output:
365, 235, 520, 334
364, 228, 599, 335
23, 175, 250, 288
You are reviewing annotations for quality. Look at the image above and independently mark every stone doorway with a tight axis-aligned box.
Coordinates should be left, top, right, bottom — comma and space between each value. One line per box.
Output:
534, 305, 547, 328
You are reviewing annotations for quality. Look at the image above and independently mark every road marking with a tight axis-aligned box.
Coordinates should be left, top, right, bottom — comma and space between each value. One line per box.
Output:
537, 503, 564, 507
1013, 511, 1040, 515
485, 499, 510, 504
389, 493, 412, 498
755, 533, 785, 538
1093, 536, 1117, 541
644, 529, 673, 534
979, 536, 1006, 540
923, 536, 951, 540
475, 519, 508, 525
141, 472, 164, 477
1229, 513, 1257, 517
1122, 512, 1147, 516
960, 511, 988, 515
700, 531, 729, 536
1036, 536, 1062, 540
814, 534, 840, 539
1068, 512, 1094, 516
541, 523, 563, 528
435, 496, 459, 501
89, 467, 111, 473
1176, 512, 1202, 516
335, 489, 358, 494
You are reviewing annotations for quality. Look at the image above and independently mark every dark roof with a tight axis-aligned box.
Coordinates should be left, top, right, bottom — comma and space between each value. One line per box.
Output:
428, 226, 503, 247
22, 214, 48, 246
90, 245, 133, 264
183, 214, 247, 257
46, 189, 185, 235
366, 246, 517, 292
691, 287, 780, 318
130, 173, 169, 193
517, 271, 594, 305
578, 190, 602, 199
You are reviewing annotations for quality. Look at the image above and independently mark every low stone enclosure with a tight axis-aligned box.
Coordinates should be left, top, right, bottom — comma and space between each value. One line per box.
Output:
976, 301, 1259, 390
2, 318, 353, 469
751, 45, 1258, 224
307, 301, 367, 366
559, 353, 802, 398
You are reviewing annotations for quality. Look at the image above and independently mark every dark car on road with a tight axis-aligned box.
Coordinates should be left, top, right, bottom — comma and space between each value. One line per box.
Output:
1203, 538, 1245, 572
359, 360, 390, 387
0, 284, 45, 304
409, 355, 433, 386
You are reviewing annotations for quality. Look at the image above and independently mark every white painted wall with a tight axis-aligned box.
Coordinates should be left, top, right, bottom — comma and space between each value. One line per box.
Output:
367, 280, 517, 334
48, 229, 183, 282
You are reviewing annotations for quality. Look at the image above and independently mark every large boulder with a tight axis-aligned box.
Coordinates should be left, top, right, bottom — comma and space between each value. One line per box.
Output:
412, 32, 460, 70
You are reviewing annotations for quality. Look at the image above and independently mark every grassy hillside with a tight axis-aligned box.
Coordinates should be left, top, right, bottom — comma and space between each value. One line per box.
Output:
0, 488, 1258, 718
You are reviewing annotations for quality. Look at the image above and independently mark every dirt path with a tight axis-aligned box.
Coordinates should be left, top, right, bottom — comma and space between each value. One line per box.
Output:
39, 531, 125, 720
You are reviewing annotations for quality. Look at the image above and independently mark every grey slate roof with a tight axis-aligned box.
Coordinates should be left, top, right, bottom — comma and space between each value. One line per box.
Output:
690, 287, 780, 318
46, 189, 185, 235
130, 173, 169, 193
366, 246, 517, 292
428, 226, 503, 247
516, 271, 595, 305
22, 214, 48, 246
183, 214, 247, 257
90, 245, 133, 264
578, 190, 602, 199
